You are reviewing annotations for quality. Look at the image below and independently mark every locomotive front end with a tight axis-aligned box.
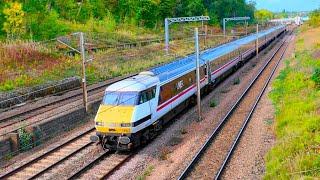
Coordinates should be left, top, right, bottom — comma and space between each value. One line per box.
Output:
91, 75, 159, 151
93, 90, 138, 150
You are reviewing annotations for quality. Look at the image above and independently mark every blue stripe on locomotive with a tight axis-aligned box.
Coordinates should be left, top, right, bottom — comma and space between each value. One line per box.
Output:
149, 25, 285, 83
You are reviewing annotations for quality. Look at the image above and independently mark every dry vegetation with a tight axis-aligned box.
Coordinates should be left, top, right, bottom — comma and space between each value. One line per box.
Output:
0, 41, 75, 91
0, 25, 237, 92
0, 24, 259, 93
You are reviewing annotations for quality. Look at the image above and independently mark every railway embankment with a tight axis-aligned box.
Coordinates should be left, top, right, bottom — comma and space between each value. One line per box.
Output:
0, 77, 80, 109
265, 26, 320, 178
0, 95, 100, 164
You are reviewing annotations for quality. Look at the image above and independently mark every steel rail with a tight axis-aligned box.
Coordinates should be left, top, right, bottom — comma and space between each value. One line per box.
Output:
215, 35, 291, 179
178, 32, 290, 180
67, 151, 112, 179
67, 152, 132, 180
0, 75, 132, 125
28, 141, 94, 180
0, 128, 95, 179
100, 154, 133, 179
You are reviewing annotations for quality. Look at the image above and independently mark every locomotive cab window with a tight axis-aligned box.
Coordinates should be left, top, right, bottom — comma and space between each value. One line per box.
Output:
138, 86, 156, 104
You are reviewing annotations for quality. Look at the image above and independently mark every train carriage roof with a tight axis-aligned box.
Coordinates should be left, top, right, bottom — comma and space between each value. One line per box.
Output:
147, 25, 285, 83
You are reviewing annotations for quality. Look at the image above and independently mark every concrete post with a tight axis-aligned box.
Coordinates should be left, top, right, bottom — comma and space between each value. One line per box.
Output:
80, 32, 88, 112
256, 24, 259, 57
223, 19, 226, 37
165, 18, 169, 54
194, 28, 202, 121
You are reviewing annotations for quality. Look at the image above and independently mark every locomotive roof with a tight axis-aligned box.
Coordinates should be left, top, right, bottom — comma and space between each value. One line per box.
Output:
106, 75, 159, 92
148, 25, 285, 83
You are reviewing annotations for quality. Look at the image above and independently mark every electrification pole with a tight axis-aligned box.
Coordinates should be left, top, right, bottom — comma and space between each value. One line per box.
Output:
223, 19, 226, 37
245, 21, 248, 35
164, 16, 210, 54
80, 32, 88, 112
194, 28, 201, 121
223, 17, 250, 37
256, 24, 259, 58
165, 18, 169, 54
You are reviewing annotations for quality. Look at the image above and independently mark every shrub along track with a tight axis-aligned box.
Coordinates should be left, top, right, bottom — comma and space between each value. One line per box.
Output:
178, 32, 292, 180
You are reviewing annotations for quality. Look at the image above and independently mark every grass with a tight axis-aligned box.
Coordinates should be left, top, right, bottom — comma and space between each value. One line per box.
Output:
210, 99, 218, 107
0, 25, 233, 93
265, 25, 320, 179
159, 147, 171, 161
1, 23, 255, 93
136, 165, 154, 180
0, 41, 79, 91
233, 77, 241, 85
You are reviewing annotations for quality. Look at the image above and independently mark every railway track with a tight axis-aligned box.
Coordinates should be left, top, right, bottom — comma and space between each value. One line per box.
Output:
0, 31, 256, 138
0, 128, 95, 180
0, 31, 250, 128
0, 75, 133, 136
0, 29, 286, 179
0, 125, 134, 180
178, 32, 292, 179
68, 152, 132, 180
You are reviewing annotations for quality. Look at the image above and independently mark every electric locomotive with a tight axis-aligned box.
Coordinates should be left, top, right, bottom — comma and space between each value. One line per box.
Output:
91, 25, 286, 150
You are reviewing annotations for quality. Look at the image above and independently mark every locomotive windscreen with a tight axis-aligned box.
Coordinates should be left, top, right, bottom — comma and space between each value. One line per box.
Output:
102, 91, 139, 106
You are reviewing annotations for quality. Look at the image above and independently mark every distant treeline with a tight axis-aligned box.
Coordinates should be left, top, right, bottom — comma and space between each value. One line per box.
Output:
0, 0, 256, 40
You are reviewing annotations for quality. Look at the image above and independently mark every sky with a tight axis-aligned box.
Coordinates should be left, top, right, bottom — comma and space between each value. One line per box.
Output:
254, 0, 320, 12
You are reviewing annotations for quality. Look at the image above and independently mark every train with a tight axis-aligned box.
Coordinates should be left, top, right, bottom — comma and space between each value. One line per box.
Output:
91, 25, 287, 151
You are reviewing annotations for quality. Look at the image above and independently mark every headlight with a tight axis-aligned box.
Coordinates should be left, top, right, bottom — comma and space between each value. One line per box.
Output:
95, 122, 104, 126
120, 123, 132, 127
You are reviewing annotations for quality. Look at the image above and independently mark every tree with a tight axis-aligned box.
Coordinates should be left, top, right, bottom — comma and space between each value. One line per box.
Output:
309, 9, 320, 27
136, 0, 159, 28
29, 10, 69, 40
3, 2, 25, 39
255, 9, 274, 23
0, 2, 6, 37
115, 0, 138, 24
90, 0, 107, 19
159, 0, 176, 20
203, 0, 255, 26
185, 0, 205, 16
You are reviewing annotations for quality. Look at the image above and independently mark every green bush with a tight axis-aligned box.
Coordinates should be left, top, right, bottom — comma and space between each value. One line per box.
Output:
0, 80, 14, 91
18, 128, 33, 152
311, 68, 320, 88
29, 10, 69, 40
233, 78, 240, 85
209, 99, 218, 107
309, 9, 320, 27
